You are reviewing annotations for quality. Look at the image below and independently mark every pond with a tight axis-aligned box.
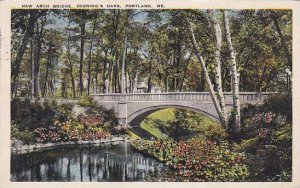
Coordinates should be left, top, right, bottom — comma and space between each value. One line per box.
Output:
11, 142, 165, 182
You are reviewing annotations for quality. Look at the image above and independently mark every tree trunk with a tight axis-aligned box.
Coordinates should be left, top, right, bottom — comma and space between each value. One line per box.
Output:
87, 21, 96, 95
126, 71, 131, 93
61, 71, 66, 98
209, 10, 228, 127
175, 25, 183, 91
94, 46, 100, 93
111, 10, 120, 93
179, 54, 192, 92
33, 19, 45, 98
121, 22, 128, 93
270, 11, 292, 70
43, 48, 51, 97
30, 41, 35, 100
67, 30, 76, 98
133, 71, 138, 93
188, 20, 226, 128
12, 12, 40, 96
114, 56, 120, 93
102, 49, 109, 93
79, 21, 86, 95
223, 10, 241, 131
147, 57, 153, 93
164, 57, 172, 92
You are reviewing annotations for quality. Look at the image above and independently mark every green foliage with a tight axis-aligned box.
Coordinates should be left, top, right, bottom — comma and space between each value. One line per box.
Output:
55, 103, 74, 122
140, 108, 175, 139
127, 131, 140, 139
237, 93, 292, 181
187, 113, 227, 141
141, 119, 168, 139
232, 10, 292, 92
164, 109, 226, 141
233, 137, 259, 152
240, 93, 291, 140
78, 94, 94, 107
19, 129, 35, 145
261, 93, 292, 122
166, 110, 191, 137
78, 96, 118, 132
140, 108, 226, 141
11, 99, 117, 144
132, 138, 249, 181
245, 134, 292, 182
11, 125, 35, 145
11, 99, 58, 131
11, 10, 292, 98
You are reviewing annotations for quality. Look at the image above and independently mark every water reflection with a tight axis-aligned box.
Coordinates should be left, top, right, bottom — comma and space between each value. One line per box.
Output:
11, 142, 164, 182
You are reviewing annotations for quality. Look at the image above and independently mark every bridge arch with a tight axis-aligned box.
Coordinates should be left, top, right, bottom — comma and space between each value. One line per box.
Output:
127, 105, 220, 127
91, 92, 275, 127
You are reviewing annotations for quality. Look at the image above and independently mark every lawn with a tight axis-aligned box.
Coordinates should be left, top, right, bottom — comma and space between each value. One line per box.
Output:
140, 108, 176, 139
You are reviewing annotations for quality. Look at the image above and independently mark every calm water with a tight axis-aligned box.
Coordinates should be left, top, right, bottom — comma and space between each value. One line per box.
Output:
11, 142, 164, 182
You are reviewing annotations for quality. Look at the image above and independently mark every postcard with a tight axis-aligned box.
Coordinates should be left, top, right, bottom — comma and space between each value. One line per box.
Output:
0, 0, 300, 187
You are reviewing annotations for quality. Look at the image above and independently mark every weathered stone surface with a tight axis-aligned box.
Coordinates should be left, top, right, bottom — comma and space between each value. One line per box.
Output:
91, 92, 276, 127
72, 105, 87, 117
11, 137, 128, 155
11, 139, 24, 148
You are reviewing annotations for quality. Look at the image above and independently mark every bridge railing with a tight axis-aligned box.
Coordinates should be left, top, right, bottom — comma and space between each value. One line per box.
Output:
92, 92, 211, 101
12, 92, 277, 104
91, 92, 277, 102
224, 92, 277, 102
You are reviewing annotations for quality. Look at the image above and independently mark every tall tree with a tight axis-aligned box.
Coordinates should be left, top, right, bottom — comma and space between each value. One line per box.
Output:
223, 10, 241, 131
79, 17, 86, 95
87, 18, 97, 95
269, 11, 292, 70
66, 28, 76, 98
32, 17, 45, 99
121, 12, 129, 93
188, 18, 227, 128
11, 11, 45, 96
209, 10, 228, 127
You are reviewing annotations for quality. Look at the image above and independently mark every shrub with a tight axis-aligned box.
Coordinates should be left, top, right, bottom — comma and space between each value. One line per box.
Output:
241, 93, 291, 129
13, 128, 35, 145
132, 138, 249, 181
261, 93, 292, 122
161, 109, 227, 141
11, 98, 115, 144
188, 114, 227, 141
78, 94, 94, 107
33, 127, 68, 143
54, 104, 74, 122
33, 126, 112, 143
11, 99, 56, 131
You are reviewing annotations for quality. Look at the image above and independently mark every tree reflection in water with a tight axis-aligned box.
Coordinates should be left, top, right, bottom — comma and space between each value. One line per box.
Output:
11, 142, 164, 182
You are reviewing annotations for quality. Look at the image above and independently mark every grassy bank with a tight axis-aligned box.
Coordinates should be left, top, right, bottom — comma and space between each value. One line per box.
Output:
140, 108, 175, 139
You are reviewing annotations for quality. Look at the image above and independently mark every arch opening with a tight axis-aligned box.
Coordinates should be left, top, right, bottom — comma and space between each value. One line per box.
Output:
128, 105, 219, 128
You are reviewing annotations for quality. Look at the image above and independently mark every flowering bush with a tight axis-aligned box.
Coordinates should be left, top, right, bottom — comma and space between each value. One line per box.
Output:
33, 126, 111, 143
238, 93, 292, 181
78, 130, 111, 141
34, 127, 67, 143
257, 128, 271, 139
241, 111, 287, 139
132, 138, 249, 181
249, 111, 277, 127
79, 116, 103, 127
11, 98, 117, 145
68, 130, 82, 141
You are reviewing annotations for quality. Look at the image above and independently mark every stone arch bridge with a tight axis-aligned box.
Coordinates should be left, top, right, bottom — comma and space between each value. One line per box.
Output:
82, 92, 276, 127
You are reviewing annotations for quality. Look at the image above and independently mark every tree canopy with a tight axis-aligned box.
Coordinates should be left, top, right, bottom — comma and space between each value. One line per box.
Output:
11, 9, 292, 98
